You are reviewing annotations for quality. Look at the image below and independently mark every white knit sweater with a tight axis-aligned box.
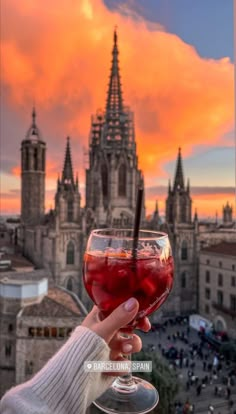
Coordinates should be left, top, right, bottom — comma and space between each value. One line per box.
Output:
0, 326, 113, 414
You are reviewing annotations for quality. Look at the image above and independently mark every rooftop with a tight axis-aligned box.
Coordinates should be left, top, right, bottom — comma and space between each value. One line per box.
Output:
20, 287, 85, 317
201, 242, 236, 257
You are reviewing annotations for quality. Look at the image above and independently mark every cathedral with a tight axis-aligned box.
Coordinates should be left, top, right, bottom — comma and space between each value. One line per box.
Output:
18, 30, 236, 317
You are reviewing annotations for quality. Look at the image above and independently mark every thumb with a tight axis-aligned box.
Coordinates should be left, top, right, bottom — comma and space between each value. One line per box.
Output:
97, 298, 139, 342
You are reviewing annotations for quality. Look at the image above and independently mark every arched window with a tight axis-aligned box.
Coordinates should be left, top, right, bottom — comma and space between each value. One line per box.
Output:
66, 241, 74, 265
101, 164, 108, 197
25, 148, 29, 170
67, 277, 73, 291
181, 240, 188, 260
181, 272, 186, 288
67, 200, 73, 222
34, 148, 38, 170
118, 164, 126, 196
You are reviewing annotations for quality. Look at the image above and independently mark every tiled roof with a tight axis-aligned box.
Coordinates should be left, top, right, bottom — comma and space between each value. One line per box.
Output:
21, 287, 83, 317
0, 252, 34, 269
202, 242, 236, 257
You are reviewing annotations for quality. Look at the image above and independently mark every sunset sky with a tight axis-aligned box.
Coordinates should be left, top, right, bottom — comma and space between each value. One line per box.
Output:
0, 0, 235, 219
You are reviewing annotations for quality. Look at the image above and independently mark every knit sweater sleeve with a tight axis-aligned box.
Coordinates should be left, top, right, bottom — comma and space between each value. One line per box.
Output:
0, 326, 113, 414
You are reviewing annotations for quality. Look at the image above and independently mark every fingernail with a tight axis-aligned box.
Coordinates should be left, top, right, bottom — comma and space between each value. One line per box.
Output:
123, 343, 133, 353
124, 298, 137, 312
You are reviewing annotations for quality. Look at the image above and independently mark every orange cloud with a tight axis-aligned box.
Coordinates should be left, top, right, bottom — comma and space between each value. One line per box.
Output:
1, 0, 234, 215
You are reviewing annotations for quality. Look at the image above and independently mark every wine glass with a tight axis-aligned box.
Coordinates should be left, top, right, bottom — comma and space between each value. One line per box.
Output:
83, 229, 174, 414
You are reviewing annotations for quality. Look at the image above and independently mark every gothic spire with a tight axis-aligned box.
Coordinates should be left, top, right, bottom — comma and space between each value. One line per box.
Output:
62, 137, 75, 188
173, 147, 185, 192
105, 28, 124, 117
155, 200, 159, 215
25, 106, 43, 141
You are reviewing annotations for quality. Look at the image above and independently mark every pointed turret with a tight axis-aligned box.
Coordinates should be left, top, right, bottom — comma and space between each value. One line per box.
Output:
155, 200, 159, 216
62, 137, 75, 188
25, 106, 43, 141
55, 137, 81, 224
166, 147, 192, 224
173, 148, 185, 192
105, 28, 123, 117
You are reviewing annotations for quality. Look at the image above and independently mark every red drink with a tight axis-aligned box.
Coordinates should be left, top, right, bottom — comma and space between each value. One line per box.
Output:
83, 251, 174, 327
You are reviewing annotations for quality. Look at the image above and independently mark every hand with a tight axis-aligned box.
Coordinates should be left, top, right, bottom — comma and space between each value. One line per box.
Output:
82, 298, 151, 373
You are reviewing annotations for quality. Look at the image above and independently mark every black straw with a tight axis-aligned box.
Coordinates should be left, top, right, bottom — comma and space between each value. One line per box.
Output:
132, 186, 143, 260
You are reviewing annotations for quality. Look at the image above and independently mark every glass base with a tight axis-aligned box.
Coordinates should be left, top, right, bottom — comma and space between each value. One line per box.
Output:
93, 376, 159, 414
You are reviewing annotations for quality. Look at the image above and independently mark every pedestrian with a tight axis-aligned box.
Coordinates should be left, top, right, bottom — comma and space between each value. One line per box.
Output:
196, 384, 202, 396
227, 386, 231, 399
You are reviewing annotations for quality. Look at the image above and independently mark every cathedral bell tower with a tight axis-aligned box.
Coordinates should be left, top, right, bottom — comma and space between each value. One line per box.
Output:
55, 137, 81, 224
85, 29, 144, 229
21, 108, 46, 224
166, 148, 192, 224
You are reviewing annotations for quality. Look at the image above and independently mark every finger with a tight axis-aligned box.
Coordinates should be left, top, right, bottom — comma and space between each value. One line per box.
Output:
95, 298, 139, 343
136, 317, 151, 332
109, 333, 142, 356
81, 306, 100, 328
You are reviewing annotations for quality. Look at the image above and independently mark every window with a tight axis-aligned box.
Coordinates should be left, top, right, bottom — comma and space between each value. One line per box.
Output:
44, 327, 50, 337
28, 327, 36, 337
66, 241, 74, 265
218, 273, 223, 287
118, 164, 126, 196
67, 277, 73, 291
181, 272, 186, 288
34, 148, 38, 170
37, 327, 43, 337
206, 259, 210, 265
232, 264, 235, 271
25, 361, 34, 376
205, 270, 210, 283
51, 327, 57, 337
5, 343, 12, 357
59, 328, 66, 338
230, 295, 236, 312
181, 241, 188, 260
101, 164, 108, 197
8, 324, 13, 333
42, 148, 45, 171
205, 304, 209, 314
219, 261, 222, 268
231, 276, 236, 287
205, 288, 210, 300
217, 291, 223, 306
25, 148, 29, 170
67, 200, 73, 222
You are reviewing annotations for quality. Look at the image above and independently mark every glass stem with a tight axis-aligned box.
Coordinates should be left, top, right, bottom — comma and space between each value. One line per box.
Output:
112, 334, 137, 393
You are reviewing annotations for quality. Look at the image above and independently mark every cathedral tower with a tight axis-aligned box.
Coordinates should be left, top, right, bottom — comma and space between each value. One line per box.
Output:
166, 148, 192, 224
21, 108, 46, 224
223, 201, 233, 224
85, 30, 144, 229
55, 137, 81, 224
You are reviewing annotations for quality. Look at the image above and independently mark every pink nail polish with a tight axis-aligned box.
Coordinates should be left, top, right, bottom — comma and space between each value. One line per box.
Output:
124, 298, 136, 311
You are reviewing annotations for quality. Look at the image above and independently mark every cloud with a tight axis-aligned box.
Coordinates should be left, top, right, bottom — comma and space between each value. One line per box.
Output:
0, 0, 234, 216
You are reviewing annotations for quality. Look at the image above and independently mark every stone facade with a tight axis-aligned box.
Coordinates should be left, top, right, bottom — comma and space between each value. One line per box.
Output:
198, 242, 236, 339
